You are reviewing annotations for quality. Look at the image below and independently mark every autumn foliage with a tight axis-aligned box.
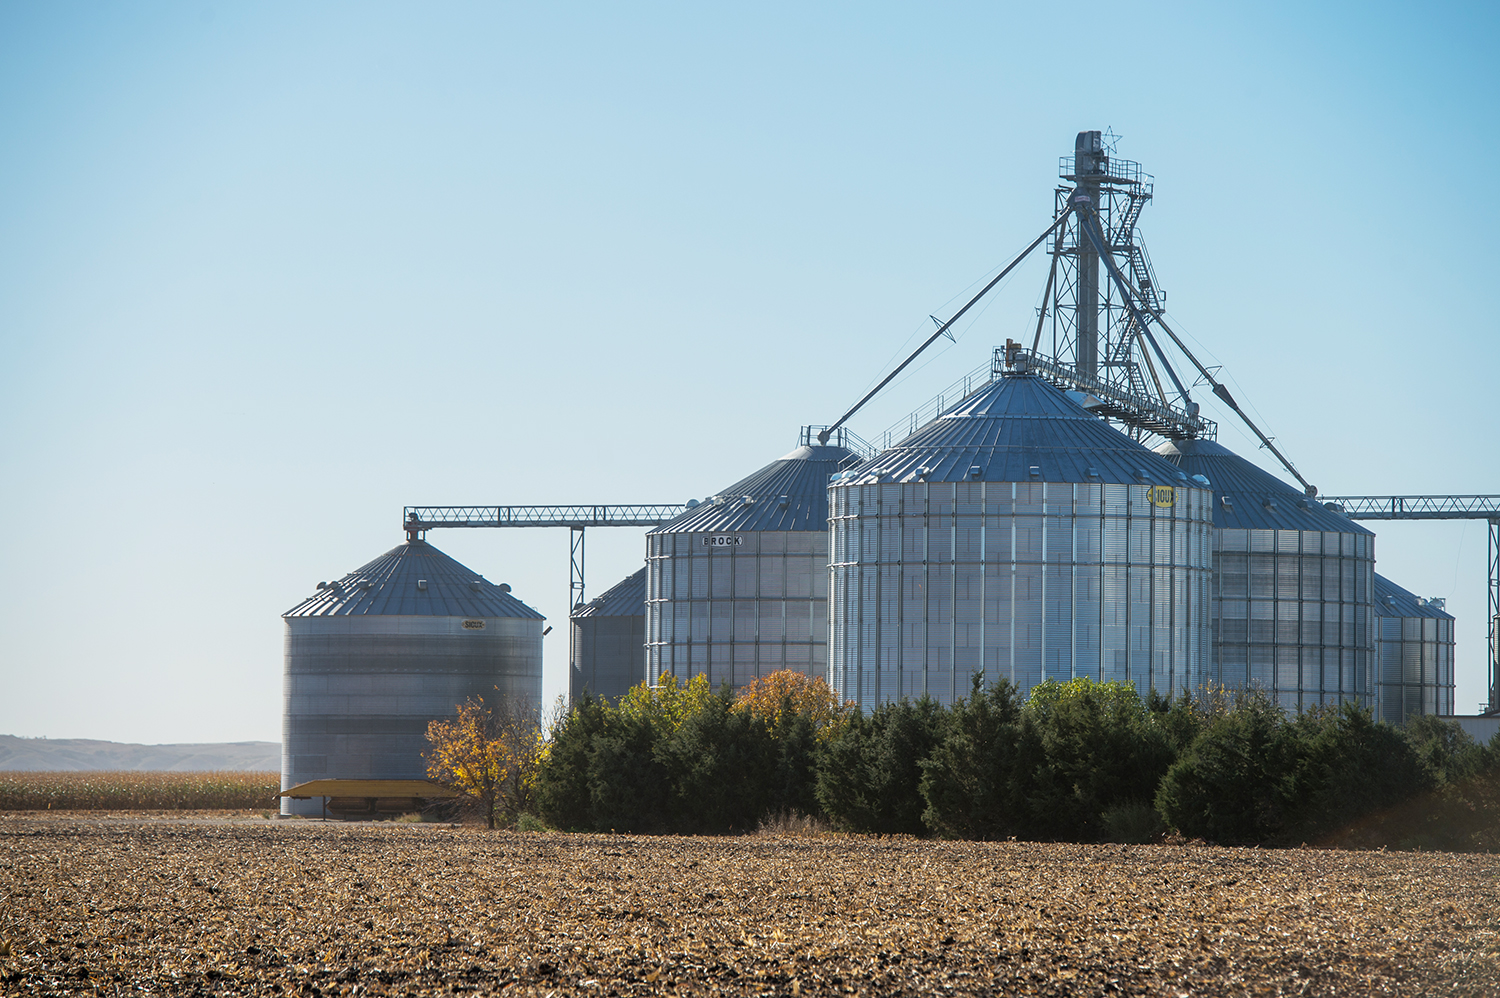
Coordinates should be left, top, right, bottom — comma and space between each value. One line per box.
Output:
731, 671, 847, 733
537, 671, 849, 834
425, 694, 543, 829
536, 670, 1500, 848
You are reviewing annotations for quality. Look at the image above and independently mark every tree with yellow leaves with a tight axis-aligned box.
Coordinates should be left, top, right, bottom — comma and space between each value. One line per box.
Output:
424, 693, 543, 829
732, 670, 849, 736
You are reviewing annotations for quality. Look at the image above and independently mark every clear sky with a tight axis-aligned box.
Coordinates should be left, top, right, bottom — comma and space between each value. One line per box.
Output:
2, 2, 1497, 744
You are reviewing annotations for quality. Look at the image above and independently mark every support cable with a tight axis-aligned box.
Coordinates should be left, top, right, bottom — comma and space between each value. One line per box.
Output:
1091, 252, 1319, 496
1075, 203, 1193, 405
1030, 226, 1065, 354
819, 210, 1072, 444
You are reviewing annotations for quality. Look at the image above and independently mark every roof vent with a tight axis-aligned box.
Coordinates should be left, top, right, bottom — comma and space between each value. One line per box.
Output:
1324, 502, 1346, 515
1028, 466, 1041, 478
969, 465, 983, 479
1191, 474, 1211, 487
360, 580, 373, 591
316, 581, 328, 590
416, 579, 428, 591
1297, 499, 1310, 510
1425, 597, 1446, 611
470, 580, 482, 591
1383, 596, 1397, 608
1221, 496, 1234, 509
1175, 471, 1188, 481
685, 498, 699, 508
1262, 498, 1278, 511
741, 495, 755, 506
777, 495, 790, 510
499, 583, 512, 594
917, 466, 932, 481
1134, 468, 1148, 481
1086, 467, 1100, 479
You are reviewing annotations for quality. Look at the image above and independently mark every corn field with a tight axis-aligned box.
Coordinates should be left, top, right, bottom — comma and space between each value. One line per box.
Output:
0, 771, 279, 810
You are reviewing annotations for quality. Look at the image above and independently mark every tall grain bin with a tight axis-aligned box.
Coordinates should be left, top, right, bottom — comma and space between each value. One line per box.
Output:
1154, 438, 1376, 712
645, 428, 860, 690
280, 540, 543, 817
828, 372, 1215, 709
1374, 573, 1455, 722
571, 568, 646, 703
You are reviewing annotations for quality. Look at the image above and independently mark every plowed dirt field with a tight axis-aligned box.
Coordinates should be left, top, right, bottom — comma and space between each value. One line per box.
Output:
1, 812, 1496, 996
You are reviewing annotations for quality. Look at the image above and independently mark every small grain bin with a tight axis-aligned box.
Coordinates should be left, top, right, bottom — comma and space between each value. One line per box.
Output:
1374, 573, 1456, 722
280, 540, 543, 816
571, 568, 646, 703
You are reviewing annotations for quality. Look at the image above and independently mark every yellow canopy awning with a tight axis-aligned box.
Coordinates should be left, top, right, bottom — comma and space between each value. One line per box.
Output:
277, 779, 464, 799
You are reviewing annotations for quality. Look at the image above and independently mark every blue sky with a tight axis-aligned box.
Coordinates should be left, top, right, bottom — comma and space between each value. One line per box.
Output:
2, 2, 1497, 742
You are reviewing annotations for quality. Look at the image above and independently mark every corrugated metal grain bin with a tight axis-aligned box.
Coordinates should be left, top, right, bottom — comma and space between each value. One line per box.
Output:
280, 540, 543, 817
828, 372, 1215, 709
571, 568, 646, 703
645, 429, 859, 691
1155, 438, 1376, 713
1374, 573, 1455, 722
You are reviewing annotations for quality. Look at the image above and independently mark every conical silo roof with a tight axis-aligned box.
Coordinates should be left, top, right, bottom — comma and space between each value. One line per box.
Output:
1374, 573, 1453, 620
1154, 438, 1373, 535
283, 540, 545, 618
650, 442, 859, 534
572, 568, 646, 619
840, 373, 1188, 485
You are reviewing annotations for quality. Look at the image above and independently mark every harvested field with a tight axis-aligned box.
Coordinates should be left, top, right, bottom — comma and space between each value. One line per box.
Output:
1, 813, 1497, 996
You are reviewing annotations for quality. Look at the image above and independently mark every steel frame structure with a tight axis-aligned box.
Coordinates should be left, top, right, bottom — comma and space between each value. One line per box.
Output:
403, 504, 687, 669
403, 505, 687, 608
1319, 495, 1500, 713
1044, 147, 1164, 419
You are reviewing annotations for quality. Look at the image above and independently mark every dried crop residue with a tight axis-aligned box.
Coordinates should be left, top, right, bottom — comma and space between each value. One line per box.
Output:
1, 814, 1497, 996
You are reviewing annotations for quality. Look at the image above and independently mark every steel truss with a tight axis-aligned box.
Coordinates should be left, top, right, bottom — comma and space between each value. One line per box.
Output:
1320, 495, 1500, 713
1045, 151, 1164, 428
403, 504, 687, 671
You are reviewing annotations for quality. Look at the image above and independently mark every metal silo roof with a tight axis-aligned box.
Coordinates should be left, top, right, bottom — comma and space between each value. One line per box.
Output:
1374, 573, 1454, 620
838, 373, 1190, 485
572, 568, 646, 619
649, 443, 859, 534
1154, 438, 1374, 535
283, 540, 545, 619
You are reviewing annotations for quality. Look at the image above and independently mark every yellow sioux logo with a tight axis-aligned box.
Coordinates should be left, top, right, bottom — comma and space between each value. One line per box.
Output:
1150, 485, 1176, 508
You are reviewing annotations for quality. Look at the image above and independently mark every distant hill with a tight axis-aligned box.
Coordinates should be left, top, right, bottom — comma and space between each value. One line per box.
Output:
0, 735, 279, 772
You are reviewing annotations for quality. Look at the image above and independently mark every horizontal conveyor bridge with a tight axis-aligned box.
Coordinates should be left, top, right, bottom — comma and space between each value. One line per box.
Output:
1320, 495, 1500, 714
402, 504, 687, 623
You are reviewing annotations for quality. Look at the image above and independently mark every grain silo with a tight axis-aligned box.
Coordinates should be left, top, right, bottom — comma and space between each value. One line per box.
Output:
1374, 573, 1456, 722
571, 568, 646, 703
827, 371, 1215, 709
644, 428, 860, 691
280, 540, 543, 817
1154, 438, 1376, 712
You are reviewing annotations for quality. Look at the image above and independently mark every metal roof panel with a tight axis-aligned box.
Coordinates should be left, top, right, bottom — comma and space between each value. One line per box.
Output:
1374, 573, 1454, 620
837, 374, 1193, 486
572, 568, 646, 619
1155, 438, 1374, 535
649, 443, 859, 534
283, 540, 546, 619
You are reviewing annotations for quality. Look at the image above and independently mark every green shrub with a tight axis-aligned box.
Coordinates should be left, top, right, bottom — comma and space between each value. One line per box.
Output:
919, 677, 1024, 839
514, 812, 550, 832
1099, 801, 1164, 844
1155, 687, 1292, 845
1017, 678, 1177, 841
816, 696, 947, 835
1282, 702, 1435, 842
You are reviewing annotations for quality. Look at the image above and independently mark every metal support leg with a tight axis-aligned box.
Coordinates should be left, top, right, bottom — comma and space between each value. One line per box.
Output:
570, 526, 586, 613
1488, 519, 1499, 714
